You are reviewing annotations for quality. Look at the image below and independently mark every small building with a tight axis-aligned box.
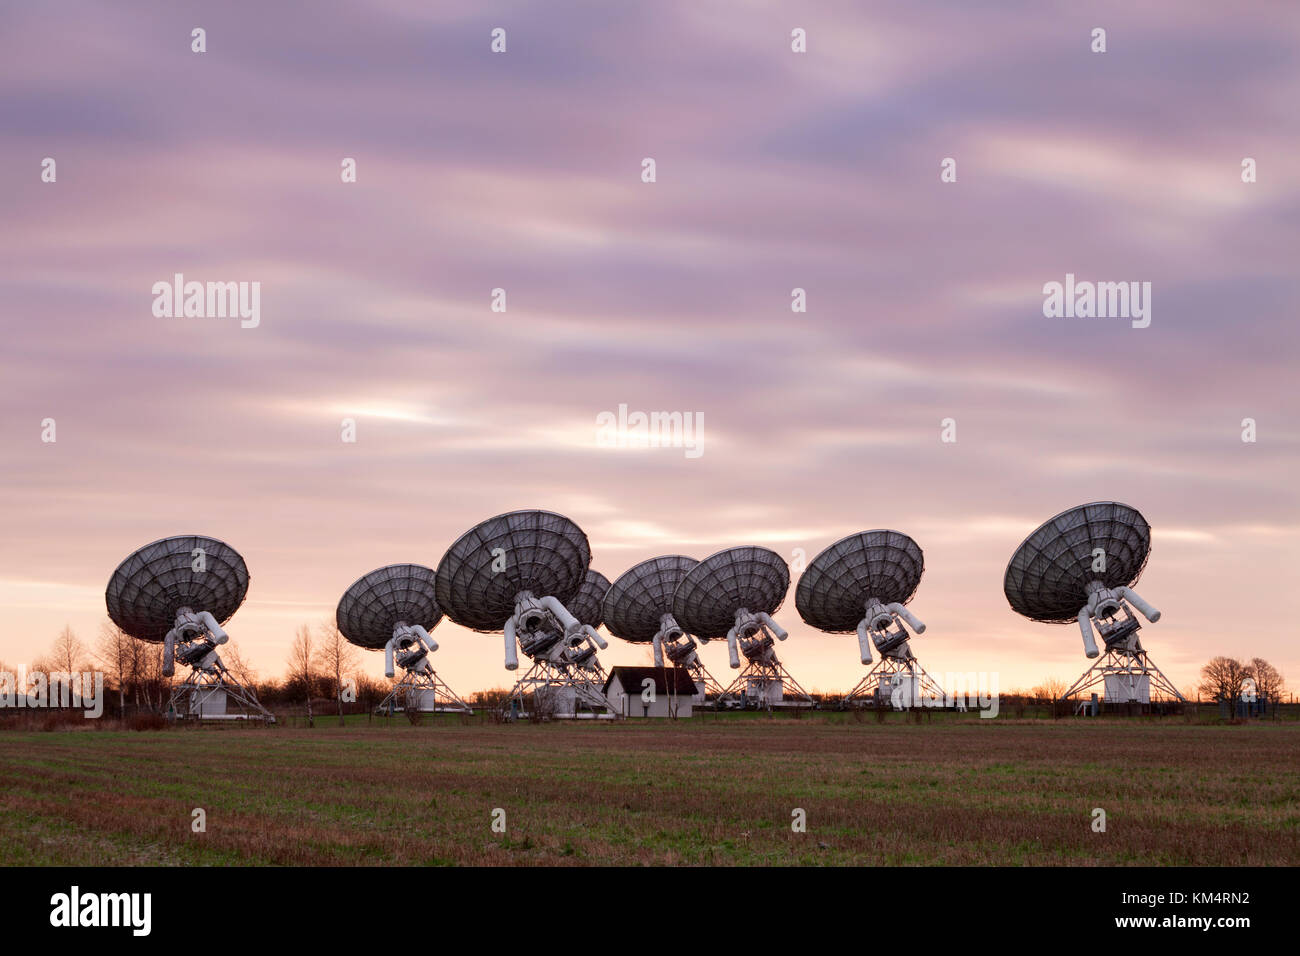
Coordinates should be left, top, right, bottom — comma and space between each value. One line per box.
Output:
604, 666, 697, 718
1104, 673, 1150, 704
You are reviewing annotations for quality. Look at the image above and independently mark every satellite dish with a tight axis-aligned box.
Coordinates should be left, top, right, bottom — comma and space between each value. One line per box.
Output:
435, 510, 610, 717
567, 569, 611, 630
104, 535, 270, 721
1004, 502, 1182, 706
106, 534, 248, 644
435, 509, 590, 633
336, 564, 470, 714
796, 531, 923, 631
671, 547, 810, 708
672, 546, 789, 642
605, 555, 697, 646
337, 564, 442, 650
604, 555, 730, 704
1004, 501, 1152, 625
796, 530, 943, 707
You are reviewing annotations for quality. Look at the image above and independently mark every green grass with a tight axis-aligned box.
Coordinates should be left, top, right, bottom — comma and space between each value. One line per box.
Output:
1, 718, 1297, 865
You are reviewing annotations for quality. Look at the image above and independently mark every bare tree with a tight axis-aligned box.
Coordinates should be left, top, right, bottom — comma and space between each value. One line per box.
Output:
1032, 676, 1070, 717
124, 635, 152, 712
48, 626, 89, 677
43, 627, 90, 708
287, 625, 316, 727
1199, 656, 1249, 705
1032, 677, 1069, 700
1247, 658, 1284, 704
313, 621, 358, 726
126, 638, 168, 714
221, 641, 258, 688
95, 621, 132, 715
354, 670, 387, 712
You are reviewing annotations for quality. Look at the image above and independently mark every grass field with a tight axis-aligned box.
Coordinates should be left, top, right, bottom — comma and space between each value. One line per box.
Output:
2, 716, 1297, 866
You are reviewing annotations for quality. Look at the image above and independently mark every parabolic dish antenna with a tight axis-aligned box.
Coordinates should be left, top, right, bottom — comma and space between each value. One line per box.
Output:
435, 510, 590, 633
672, 547, 809, 709
797, 530, 943, 708
1004, 501, 1151, 623
566, 569, 611, 629
672, 546, 789, 641
1004, 502, 1182, 706
336, 564, 442, 650
104, 535, 270, 721
604, 555, 698, 644
795, 530, 923, 633
604, 555, 731, 703
336, 564, 469, 714
435, 510, 609, 718
106, 535, 249, 643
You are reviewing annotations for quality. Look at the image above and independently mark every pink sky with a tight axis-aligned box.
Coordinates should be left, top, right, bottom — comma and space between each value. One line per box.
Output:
2, 1, 1297, 697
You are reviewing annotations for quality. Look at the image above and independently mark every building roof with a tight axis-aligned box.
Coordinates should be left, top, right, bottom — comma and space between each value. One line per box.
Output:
603, 666, 698, 696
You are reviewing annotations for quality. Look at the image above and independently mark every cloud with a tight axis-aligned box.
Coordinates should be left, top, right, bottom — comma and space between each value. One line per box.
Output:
0, 0, 1296, 693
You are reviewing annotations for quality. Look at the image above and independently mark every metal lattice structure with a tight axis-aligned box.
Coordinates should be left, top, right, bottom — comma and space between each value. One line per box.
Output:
105, 535, 272, 721
436, 510, 610, 718
498, 568, 614, 717
1005, 502, 1182, 706
673, 547, 810, 709
337, 564, 471, 714
603, 555, 734, 705
797, 530, 943, 708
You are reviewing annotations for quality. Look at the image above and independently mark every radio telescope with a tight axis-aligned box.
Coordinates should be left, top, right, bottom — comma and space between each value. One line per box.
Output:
1005, 502, 1183, 706
671, 547, 811, 708
336, 564, 471, 715
603, 555, 732, 705
105, 535, 272, 721
797, 530, 944, 708
505, 567, 613, 714
435, 510, 611, 717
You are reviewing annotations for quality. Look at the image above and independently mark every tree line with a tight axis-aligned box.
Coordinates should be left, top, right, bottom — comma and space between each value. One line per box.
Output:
1198, 656, 1283, 705
1, 621, 400, 721
5, 626, 1289, 718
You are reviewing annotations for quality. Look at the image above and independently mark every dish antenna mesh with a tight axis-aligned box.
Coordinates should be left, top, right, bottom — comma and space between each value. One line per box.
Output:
604, 555, 732, 704
435, 510, 590, 632
104, 535, 270, 721
106, 535, 249, 643
604, 555, 698, 643
436, 510, 609, 717
1005, 502, 1182, 706
673, 547, 810, 709
797, 530, 943, 708
337, 564, 443, 650
337, 564, 470, 714
672, 546, 790, 640
1004, 502, 1151, 623
566, 569, 610, 629
795, 530, 923, 633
